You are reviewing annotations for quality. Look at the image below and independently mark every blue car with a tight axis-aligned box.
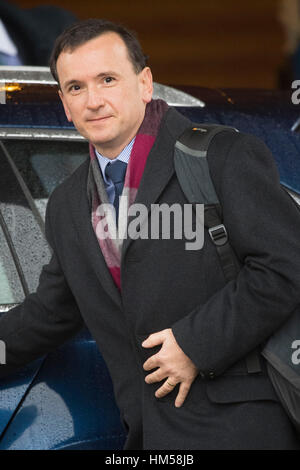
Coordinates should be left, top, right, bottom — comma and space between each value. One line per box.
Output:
0, 67, 299, 450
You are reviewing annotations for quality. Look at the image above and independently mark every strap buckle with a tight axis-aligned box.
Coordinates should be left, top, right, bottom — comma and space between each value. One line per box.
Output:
208, 224, 228, 246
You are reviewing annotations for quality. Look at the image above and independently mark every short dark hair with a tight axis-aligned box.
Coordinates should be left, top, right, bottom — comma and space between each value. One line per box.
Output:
49, 18, 148, 84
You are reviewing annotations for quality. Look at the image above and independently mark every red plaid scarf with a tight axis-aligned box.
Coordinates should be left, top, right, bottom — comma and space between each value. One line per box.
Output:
87, 99, 168, 289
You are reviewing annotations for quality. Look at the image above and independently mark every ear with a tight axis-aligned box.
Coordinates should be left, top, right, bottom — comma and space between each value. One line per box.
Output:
139, 67, 153, 104
58, 89, 72, 122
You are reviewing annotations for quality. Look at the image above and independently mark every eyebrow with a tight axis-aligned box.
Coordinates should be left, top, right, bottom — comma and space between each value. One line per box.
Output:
62, 71, 120, 90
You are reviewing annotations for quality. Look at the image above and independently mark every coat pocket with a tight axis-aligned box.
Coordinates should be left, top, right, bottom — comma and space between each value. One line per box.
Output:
205, 374, 279, 404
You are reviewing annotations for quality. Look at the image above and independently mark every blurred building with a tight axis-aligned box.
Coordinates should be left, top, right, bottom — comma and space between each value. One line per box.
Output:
11, 0, 286, 88
278, 0, 300, 86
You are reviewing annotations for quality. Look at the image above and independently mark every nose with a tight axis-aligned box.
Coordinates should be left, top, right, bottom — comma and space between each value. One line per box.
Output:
86, 84, 105, 110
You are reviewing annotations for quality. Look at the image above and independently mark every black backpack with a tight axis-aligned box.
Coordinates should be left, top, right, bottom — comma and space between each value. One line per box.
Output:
174, 124, 300, 436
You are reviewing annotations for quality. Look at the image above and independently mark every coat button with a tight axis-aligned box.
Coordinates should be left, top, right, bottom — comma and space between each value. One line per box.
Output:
208, 371, 215, 379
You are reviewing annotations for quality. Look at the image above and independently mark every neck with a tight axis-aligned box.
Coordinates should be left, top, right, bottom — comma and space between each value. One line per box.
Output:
95, 134, 136, 160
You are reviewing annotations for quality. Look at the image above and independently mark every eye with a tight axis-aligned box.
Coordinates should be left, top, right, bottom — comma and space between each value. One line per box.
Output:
104, 76, 115, 84
69, 84, 81, 93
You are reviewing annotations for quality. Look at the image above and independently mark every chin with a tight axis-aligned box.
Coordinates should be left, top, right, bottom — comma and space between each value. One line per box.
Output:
89, 132, 116, 146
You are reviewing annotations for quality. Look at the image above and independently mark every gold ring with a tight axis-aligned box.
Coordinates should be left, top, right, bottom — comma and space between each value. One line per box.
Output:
166, 381, 176, 387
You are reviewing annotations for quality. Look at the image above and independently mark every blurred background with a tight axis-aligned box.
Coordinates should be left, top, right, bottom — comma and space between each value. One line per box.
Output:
3, 0, 300, 89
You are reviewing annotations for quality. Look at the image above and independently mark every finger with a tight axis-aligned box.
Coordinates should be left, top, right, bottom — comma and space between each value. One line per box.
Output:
175, 382, 191, 408
142, 330, 166, 348
145, 369, 166, 384
155, 378, 178, 399
143, 353, 160, 371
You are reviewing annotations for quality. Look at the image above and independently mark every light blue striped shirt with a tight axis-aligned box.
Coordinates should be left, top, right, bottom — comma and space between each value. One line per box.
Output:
95, 137, 135, 204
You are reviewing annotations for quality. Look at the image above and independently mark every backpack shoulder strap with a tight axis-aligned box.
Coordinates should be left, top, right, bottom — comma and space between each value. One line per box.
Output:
174, 124, 240, 283
174, 124, 261, 374
174, 124, 238, 205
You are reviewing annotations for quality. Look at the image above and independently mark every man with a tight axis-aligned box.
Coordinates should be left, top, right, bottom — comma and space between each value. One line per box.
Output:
0, 18, 300, 450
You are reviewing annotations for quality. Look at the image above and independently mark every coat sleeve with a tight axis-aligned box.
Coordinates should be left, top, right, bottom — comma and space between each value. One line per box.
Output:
0, 192, 84, 378
171, 132, 300, 377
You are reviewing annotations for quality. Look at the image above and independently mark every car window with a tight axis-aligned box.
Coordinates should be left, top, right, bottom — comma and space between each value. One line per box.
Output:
0, 144, 51, 293
3, 140, 89, 220
0, 218, 25, 304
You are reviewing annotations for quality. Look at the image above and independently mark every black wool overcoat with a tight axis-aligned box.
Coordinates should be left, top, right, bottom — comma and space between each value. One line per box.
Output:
1, 108, 300, 449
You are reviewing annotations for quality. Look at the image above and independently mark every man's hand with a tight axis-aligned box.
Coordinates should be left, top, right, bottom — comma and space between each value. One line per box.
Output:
142, 328, 198, 408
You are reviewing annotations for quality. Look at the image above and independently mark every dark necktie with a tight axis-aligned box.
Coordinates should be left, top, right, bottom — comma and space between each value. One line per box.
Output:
105, 160, 127, 222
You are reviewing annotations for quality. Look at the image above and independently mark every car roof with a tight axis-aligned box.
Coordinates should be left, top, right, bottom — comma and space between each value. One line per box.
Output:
1, 66, 300, 198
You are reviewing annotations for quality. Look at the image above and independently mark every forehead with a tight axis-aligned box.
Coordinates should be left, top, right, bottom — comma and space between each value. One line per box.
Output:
57, 32, 134, 83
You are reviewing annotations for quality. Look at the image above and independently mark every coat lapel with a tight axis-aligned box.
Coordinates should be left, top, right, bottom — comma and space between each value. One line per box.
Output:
70, 160, 122, 309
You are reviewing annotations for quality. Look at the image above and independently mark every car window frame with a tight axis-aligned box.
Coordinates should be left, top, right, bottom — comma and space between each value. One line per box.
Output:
0, 207, 28, 306
0, 134, 89, 307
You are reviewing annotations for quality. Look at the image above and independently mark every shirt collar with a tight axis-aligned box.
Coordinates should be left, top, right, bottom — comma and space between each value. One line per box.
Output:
95, 137, 135, 185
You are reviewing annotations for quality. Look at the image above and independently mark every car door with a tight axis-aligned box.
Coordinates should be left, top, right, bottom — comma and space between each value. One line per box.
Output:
0, 137, 126, 449
0, 140, 47, 441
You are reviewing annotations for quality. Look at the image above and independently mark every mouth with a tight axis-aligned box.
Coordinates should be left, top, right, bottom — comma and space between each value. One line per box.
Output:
87, 116, 112, 122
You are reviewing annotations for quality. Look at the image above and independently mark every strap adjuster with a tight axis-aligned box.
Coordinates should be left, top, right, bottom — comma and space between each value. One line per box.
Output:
208, 224, 228, 246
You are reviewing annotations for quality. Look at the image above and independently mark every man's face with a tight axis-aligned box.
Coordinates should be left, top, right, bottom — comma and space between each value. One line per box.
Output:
57, 32, 153, 158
